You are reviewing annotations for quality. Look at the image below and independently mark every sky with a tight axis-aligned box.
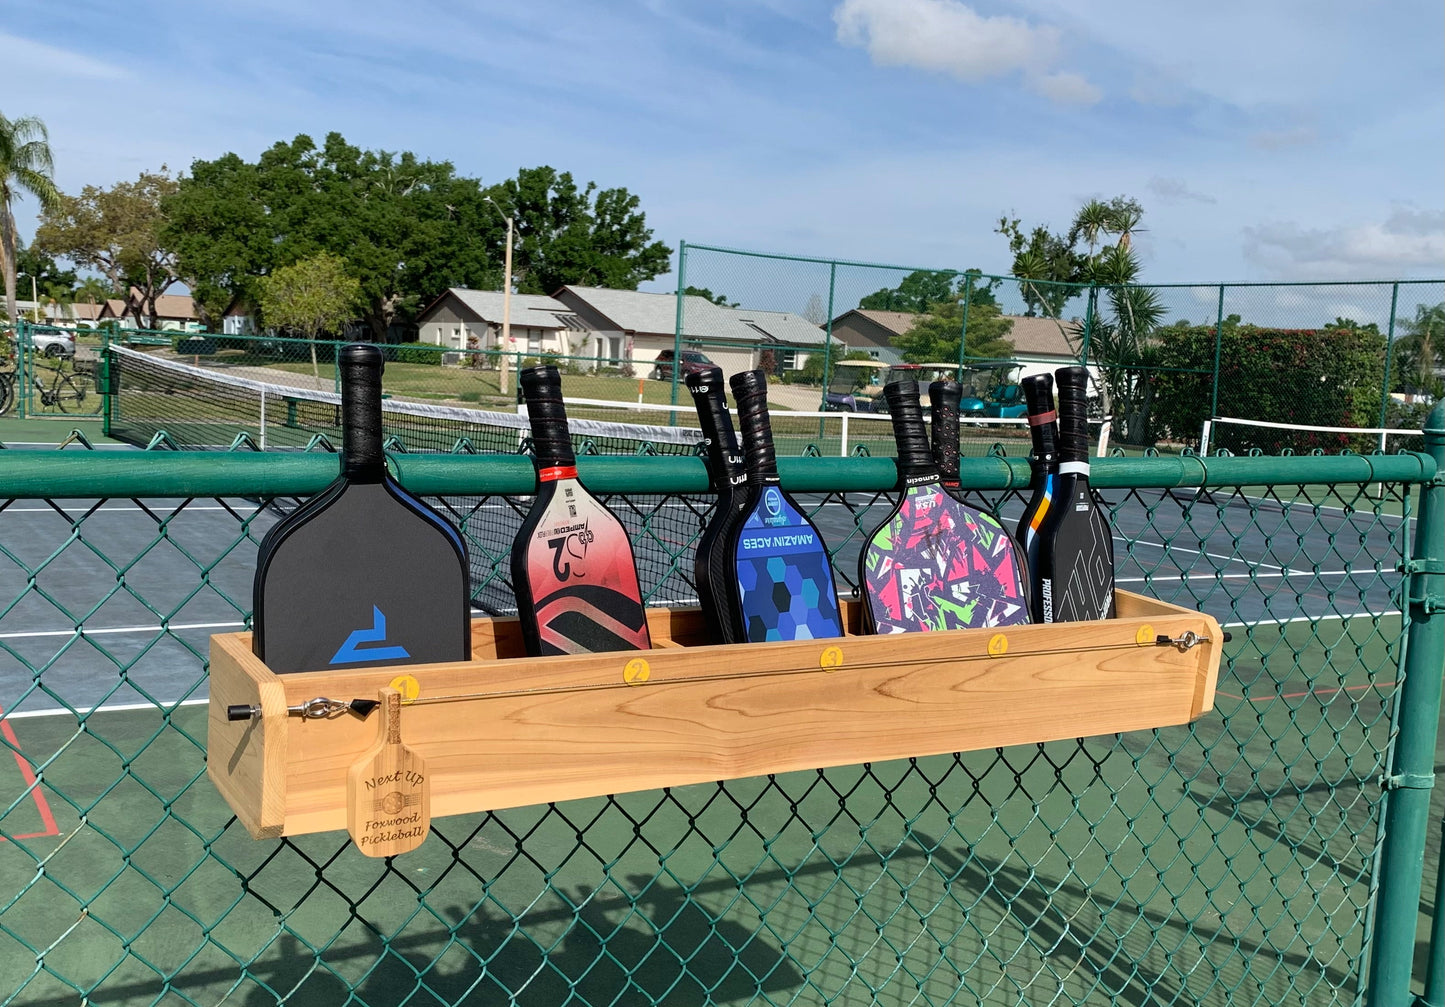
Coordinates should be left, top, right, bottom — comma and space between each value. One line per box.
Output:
3, 0, 1442, 301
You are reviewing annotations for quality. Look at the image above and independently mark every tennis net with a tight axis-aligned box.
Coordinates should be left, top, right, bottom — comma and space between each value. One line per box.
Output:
1203, 415, 1426, 456
105, 346, 703, 456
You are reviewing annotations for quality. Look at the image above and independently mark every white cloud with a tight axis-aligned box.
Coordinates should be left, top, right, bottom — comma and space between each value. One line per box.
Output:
1243, 207, 1445, 279
1147, 176, 1216, 205
832, 0, 1098, 103
0, 31, 128, 80
1028, 70, 1101, 105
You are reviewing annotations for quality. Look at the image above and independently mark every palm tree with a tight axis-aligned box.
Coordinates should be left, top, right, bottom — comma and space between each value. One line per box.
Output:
1392, 302, 1445, 396
1, 112, 60, 330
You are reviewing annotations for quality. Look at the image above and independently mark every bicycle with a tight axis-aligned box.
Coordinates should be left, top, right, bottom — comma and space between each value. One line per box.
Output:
30, 362, 89, 412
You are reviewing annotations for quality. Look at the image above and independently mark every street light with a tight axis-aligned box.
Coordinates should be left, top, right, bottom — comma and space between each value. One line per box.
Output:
483, 196, 515, 397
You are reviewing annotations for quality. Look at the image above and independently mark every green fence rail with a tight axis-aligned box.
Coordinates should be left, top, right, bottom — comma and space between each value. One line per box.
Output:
0, 402, 1442, 1005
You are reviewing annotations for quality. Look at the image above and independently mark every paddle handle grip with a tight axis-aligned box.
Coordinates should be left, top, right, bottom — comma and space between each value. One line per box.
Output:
1022, 373, 1058, 467
928, 379, 962, 485
520, 365, 576, 470
884, 380, 937, 484
730, 370, 779, 485
339, 344, 385, 480
686, 366, 745, 488
1055, 366, 1089, 463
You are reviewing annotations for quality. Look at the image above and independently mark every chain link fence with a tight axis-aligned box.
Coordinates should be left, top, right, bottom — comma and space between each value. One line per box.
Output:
0, 385, 1442, 1004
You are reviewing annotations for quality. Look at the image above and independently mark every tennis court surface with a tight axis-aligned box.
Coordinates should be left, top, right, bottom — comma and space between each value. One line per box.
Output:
1, 409, 1440, 1004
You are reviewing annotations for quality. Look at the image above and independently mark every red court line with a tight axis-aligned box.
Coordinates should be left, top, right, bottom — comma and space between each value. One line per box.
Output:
1216, 681, 1396, 704
0, 706, 60, 842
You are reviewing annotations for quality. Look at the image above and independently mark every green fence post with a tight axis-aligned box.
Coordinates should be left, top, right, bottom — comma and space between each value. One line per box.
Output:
1425, 813, 1445, 1007
957, 273, 974, 372
1079, 286, 1095, 366
819, 261, 836, 419
671, 240, 686, 425
1209, 284, 1226, 426
1365, 401, 1445, 1006
16, 318, 27, 419
1378, 282, 1400, 431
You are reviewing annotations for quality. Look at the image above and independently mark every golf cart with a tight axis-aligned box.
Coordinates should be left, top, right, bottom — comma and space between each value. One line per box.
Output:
958, 360, 1027, 419
822, 360, 890, 412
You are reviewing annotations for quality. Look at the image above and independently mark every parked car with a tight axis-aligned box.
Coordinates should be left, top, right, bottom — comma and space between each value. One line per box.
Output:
28, 330, 75, 359
650, 349, 715, 381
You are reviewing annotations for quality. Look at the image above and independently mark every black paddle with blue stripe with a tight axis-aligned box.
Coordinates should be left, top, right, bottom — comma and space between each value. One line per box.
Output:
252, 344, 472, 673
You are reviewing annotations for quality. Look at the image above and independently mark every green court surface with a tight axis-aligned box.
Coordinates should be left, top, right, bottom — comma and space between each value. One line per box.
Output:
0, 614, 1423, 1006
0, 416, 121, 448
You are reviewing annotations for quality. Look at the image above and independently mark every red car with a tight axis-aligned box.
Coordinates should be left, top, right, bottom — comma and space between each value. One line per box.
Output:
649, 349, 715, 381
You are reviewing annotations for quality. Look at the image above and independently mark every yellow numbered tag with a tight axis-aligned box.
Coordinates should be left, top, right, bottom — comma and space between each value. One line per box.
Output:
623, 658, 651, 686
819, 646, 844, 671
1135, 625, 1155, 647
987, 634, 1009, 657
388, 674, 421, 704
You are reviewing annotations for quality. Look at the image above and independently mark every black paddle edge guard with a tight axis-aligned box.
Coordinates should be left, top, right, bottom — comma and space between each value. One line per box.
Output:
1055, 366, 1089, 463
928, 380, 963, 485
730, 369, 779, 486
883, 380, 938, 484
519, 365, 576, 470
686, 367, 745, 483
338, 344, 385, 482
0, 451, 1436, 498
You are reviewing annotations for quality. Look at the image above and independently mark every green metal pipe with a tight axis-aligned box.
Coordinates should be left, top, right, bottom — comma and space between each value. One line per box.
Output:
670, 240, 686, 419
1209, 284, 1226, 425
1423, 810, 1445, 1006
1365, 402, 1445, 1007
0, 450, 1434, 500
1379, 282, 1400, 431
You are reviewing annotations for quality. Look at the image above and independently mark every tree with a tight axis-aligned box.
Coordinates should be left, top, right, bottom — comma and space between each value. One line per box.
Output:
1391, 302, 1445, 397
487, 165, 671, 295
15, 244, 76, 319
258, 253, 362, 388
1, 112, 60, 329
684, 286, 738, 307
801, 292, 827, 326
167, 134, 501, 340
35, 169, 181, 329
894, 299, 1015, 364
74, 276, 114, 308
998, 196, 1163, 444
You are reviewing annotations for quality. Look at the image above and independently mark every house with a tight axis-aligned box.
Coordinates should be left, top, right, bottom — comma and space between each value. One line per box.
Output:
413, 286, 827, 377
551, 286, 825, 376
98, 290, 205, 332
826, 309, 914, 364
828, 308, 1091, 381
414, 289, 587, 360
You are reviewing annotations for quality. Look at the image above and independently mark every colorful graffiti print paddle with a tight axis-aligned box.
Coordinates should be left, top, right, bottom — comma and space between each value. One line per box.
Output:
859, 380, 1030, 634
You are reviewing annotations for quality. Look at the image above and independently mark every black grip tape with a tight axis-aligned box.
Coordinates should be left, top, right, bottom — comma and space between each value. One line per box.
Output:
884, 380, 937, 483
1054, 366, 1089, 462
687, 367, 743, 482
519, 365, 576, 468
928, 380, 962, 484
729, 370, 778, 484
1022, 373, 1058, 463
339, 344, 384, 480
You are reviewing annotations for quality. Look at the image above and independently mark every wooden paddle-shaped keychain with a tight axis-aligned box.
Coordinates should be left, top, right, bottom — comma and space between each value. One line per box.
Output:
347, 687, 430, 856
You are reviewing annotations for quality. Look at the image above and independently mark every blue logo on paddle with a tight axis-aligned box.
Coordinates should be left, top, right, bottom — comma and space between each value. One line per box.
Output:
330, 606, 411, 665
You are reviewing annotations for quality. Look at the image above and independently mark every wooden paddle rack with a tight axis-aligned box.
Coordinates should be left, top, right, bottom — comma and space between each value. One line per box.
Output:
208, 590, 1223, 849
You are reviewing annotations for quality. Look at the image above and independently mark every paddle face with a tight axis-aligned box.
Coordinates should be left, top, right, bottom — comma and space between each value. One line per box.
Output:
730, 485, 843, 641
1036, 366, 1115, 623
861, 483, 1029, 632
1038, 480, 1115, 622
514, 476, 652, 654
252, 344, 470, 674
513, 364, 651, 656
254, 481, 472, 672
861, 379, 1029, 633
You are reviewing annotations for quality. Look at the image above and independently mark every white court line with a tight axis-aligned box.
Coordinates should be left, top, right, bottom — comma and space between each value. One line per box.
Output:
0, 620, 245, 641
2, 698, 209, 721
1222, 610, 1401, 629
1120, 536, 1291, 572
1116, 569, 1388, 584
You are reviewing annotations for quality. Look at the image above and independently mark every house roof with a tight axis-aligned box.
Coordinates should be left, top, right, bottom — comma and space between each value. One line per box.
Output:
98, 291, 201, 321
441, 289, 573, 330
1003, 315, 1077, 358
833, 309, 921, 337
558, 286, 826, 345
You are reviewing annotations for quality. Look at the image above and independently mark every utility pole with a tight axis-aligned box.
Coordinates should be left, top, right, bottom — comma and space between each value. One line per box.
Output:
486, 197, 515, 397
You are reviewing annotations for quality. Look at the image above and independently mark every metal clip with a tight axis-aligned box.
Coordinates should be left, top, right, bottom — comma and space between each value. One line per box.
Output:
289, 698, 355, 719
1156, 631, 1209, 650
